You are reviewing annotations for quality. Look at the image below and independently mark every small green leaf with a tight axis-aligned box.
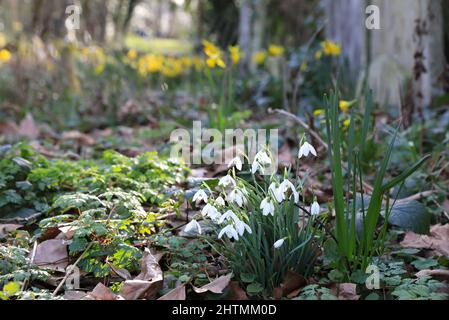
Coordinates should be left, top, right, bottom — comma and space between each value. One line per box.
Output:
246, 282, 264, 295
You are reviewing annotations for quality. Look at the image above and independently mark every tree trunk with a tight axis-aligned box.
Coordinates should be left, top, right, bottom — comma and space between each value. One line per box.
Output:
326, 0, 447, 108
238, 0, 252, 70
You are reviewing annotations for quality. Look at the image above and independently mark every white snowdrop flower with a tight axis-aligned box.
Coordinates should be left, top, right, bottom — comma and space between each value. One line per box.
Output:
218, 175, 236, 188
273, 238, 285, 249
218, 210, 239, 224
298, 141, 317, 159
215, 196, 225, 207
228, 189, 247, 207
184, 219, 202, 235
311, 201, 320, 216
251, 160, 262, 174
279, 179, 299, 203
255, 150, 272, 165
201, 203, 221, 220
269, 183, 285, 203
218, 224, 239, 241
193, 189, 208, 203
228, 156, 243, 171
234, 219, 252, 236
260, 197, 275, 216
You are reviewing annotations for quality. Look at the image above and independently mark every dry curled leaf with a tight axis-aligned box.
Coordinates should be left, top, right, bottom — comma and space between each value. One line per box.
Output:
0, 224, 22, 238
119, 249, 164, 300
158, 285, 186, 300
33, 239, 68, 272
18, 113, 39, 140
416, 269, 449, 281
61, 130, 96, 146
401, 224, 449, 257
226, 281, 248, 300
333, 283, 360, 300
85, 283, 121, 300
193, 274, 232, 294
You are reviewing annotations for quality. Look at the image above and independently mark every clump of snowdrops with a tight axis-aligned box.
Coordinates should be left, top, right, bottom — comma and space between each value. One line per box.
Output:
185, 143, 322, 297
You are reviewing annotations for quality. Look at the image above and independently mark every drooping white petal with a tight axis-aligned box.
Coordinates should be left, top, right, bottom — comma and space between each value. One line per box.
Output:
229, 189, 246, 207
251, 160, 261, 174
218, 225, 239, 241
215, 196, 225, 206
298, 142, 317, 159
228, 156, 243, 171
256, 150, 272, 165
218, 175, 236, 188
218, 210, 239, 224
184, 220, 202, 235
234, 219, 252, 236
260, 197, 275, 216
311, 201, 320, 216
269, 183, 285, 203
273, 238, 285, 249
193, 189, 208, 203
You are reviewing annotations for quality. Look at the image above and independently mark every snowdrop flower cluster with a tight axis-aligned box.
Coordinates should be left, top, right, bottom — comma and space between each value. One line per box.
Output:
186, 188, 252, 240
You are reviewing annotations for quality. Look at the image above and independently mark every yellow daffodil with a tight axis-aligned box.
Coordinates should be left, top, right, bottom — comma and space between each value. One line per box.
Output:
339, 100, 356, 113
268, 44, 285, 57
127, 49, 137, 60
253, 50, 267, 65
315, 50, 322, 60
321, 40, 341, 57
343, 119, 351, 128
313, 109, 324, 117
229, 45, 241, 65
203, 40, 226, 69
0, 49, 12, 63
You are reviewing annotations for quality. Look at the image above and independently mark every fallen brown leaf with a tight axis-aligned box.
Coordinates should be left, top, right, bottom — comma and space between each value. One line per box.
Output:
63, 290, 88, 300
119, 249, 164, 300
401, 224, 449, 257
280, 270, 306, 297
333, 283, 360, 300
85, 283, 121, 300
416, 269, 449, 281
158, 285, 186, 300
33, 239, 68, 272
18, 113, 39, 140
226, 281, 248, 300
62, 130, 96, 146
0, 224, 22, 238
193, 274, 232, 294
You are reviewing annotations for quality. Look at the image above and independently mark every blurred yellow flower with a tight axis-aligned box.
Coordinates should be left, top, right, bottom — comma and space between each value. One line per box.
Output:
203, 40, 226, 69
339, 100, 356, 113
321, 40, 341, 57
253, 50, 267, 65
268, 44, 285, 57
343, 119, 351, 128
229, 45, 241, 65
315, 50, 322, 60
313, 109, 324, 117
0, 49, 12, 63
127, 49, 137, 60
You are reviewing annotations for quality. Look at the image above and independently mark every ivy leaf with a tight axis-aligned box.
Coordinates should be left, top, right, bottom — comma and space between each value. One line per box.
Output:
387, 200, 430, 234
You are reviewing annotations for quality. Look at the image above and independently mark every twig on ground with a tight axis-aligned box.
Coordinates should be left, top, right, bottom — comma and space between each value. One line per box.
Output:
52, 242, 94, 297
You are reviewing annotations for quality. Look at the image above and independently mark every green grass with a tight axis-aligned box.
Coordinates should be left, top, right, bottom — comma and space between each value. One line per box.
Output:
124, 34, 193, 55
